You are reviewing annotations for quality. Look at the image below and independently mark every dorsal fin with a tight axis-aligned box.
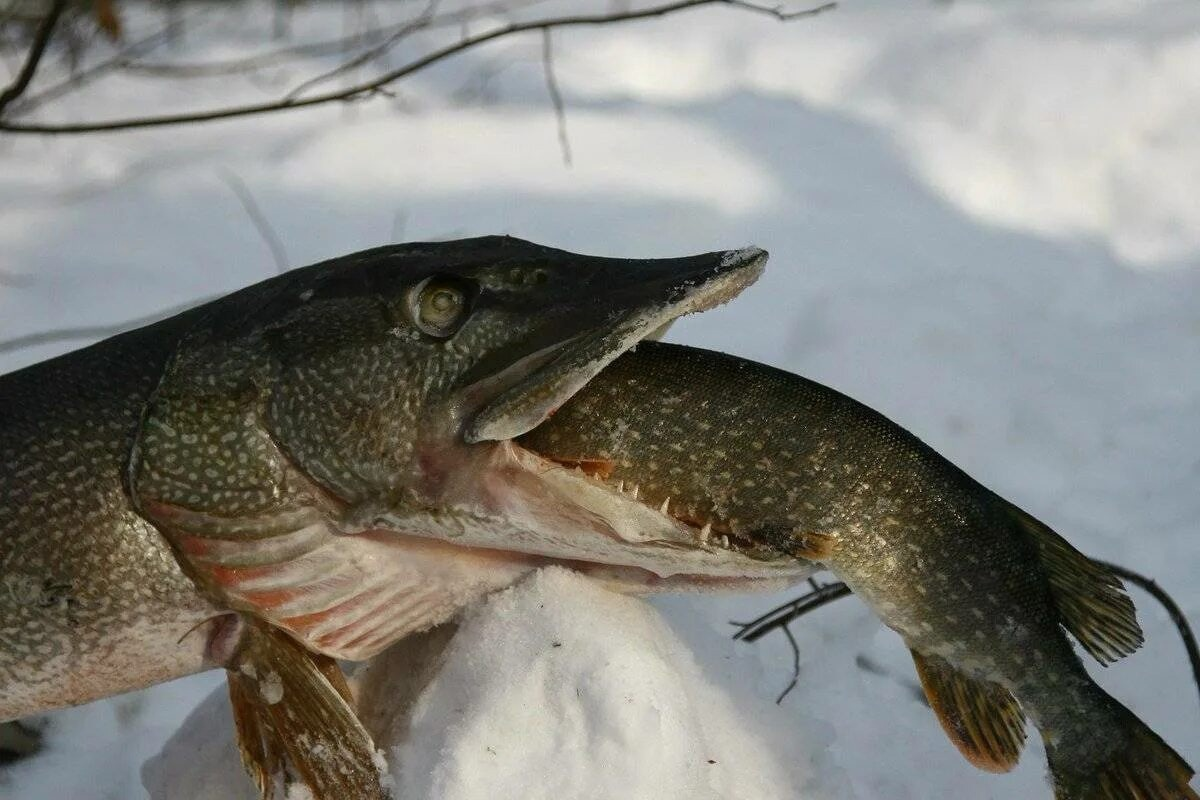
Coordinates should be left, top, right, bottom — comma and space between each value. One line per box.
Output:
1005, 502, 1144, 665
910, 650, 1028, 773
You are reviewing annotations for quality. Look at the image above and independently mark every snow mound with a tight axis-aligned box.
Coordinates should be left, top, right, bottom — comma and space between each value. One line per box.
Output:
391, 568, 826, 800
140, 569, 832, 800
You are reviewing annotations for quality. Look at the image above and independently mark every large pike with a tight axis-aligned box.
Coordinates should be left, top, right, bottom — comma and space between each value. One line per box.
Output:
519, 341, 1197, 800
0, 237, 813, 797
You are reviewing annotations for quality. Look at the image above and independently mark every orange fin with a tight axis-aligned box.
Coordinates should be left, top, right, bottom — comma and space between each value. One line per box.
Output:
228, 617, 389, 800
1006, 502, 1144, 665
229, 673, 282, 799
910, 649, 1027, 773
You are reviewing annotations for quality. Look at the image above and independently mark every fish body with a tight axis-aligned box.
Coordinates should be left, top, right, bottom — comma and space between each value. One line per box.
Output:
520, 341, 1197, 800
1, 237, 811, 797
0, 310, 222, 720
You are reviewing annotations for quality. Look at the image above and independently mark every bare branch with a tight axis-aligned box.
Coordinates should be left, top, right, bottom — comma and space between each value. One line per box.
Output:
730, 579, 851, 642
114, 0, 553, 80
734, 561, 1200, 721
1098, 559, 1200, 714
0, 0, 836, 135
0, 0, 67, 118
282, 0, 440, 101
0, 295, 218, 358
10, 10, 205, 116
541, 27, 571, 167
217, 170, 290, 274
775, 622, 801, 703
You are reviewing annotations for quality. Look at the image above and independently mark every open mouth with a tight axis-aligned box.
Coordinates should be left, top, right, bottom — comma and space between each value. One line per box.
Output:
465, 246, 768, 444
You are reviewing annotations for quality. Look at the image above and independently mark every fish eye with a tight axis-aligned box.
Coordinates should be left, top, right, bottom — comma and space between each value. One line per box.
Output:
409, 276, 471, 338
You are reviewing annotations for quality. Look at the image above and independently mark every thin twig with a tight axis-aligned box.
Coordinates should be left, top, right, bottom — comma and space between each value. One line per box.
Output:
0, 0, 67, 118
0, 0, 837, 134
117, 0, 553, 80
541, 28, 571, 167
731, 580, 852, 642
217, 170, 290, 274
734, 561, 1200, 721
1098, 559, 1200, 713
10, 10, 206, 116
775, 623, 801, 704
283, 0, 440, 101
0, 295, 218, 358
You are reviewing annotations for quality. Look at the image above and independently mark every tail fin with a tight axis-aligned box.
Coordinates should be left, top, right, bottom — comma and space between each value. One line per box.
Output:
1045, 702, 1198, 800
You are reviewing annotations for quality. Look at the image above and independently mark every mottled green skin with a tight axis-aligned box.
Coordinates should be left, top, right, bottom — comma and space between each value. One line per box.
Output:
0, 314, 219, 721
521, 342, 1191, 795
1, 237, 763, 718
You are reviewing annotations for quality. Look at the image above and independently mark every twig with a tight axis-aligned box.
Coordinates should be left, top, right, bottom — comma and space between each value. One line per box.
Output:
775, 623, 801, 704
0, 0, 837, 134
1098, 559, 1200, 713
541, 28, 571, 167
0, 0, 67, 118
217, 170, 289, 274
10, 10, 206, 116
734, 561, 1200, 721
0, 295, 217, 357
731, 580, 852, 642
283, 0, 440, 101
116, 0, 553, 80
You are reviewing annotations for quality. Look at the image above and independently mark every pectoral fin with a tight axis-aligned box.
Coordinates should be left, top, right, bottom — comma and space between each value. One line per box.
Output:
910, 649, 1027, 773
228, 617, 390, 800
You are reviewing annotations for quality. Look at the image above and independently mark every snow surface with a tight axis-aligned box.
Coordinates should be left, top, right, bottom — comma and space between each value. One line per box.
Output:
141, 570, 843, 800
1, 1, 1198, 798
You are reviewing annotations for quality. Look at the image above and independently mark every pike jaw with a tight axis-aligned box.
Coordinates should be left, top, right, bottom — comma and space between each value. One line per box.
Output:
132, 237, 809, 660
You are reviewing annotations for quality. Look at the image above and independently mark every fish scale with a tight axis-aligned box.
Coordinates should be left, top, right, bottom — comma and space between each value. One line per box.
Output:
1, 237, 789, 799
519, 340, 1198, 800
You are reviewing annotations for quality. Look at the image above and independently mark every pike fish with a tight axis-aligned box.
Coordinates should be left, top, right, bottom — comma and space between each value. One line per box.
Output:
519, 341, 1198, 800
0, 237, 815, 798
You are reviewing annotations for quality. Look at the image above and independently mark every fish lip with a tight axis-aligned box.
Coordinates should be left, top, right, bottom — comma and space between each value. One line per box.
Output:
463, 246, 767, 444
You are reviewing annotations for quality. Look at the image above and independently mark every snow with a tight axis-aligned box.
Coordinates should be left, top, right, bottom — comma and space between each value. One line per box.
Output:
2, 1, 1199, 798
140, 570, 840, 799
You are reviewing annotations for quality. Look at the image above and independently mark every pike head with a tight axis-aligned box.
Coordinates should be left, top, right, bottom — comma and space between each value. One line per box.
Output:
131, 236, 809, 660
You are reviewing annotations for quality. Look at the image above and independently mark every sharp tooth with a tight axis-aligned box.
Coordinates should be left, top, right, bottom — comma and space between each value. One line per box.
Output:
699, 522, 712, 544
659, 497, 670, 515
616, 480, 625, 494
720, 535, 730, 549
630, 485, 639, 500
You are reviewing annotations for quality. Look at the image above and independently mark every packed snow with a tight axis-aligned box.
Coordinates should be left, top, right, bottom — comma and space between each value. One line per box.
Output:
141, 570, 843, 800
1, 1, 1198, 798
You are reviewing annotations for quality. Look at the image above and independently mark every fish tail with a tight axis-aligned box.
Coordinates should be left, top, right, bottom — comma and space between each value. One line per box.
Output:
1044, 695, 1197, 800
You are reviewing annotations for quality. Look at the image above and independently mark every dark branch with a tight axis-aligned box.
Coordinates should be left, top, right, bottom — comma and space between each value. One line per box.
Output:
113, 0, 551, 80
730, 579, 852, 643
9, 11, 200, 116
0, 0, 67, 118
282, 0, 441, 101
1098, 559, 1200, 714
733, 561, 1200, 720
0, 0, 836, 134
0, 295, 218, 357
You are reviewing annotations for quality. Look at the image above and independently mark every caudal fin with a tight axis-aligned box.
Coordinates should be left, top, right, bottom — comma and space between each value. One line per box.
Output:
1046, 704, 1198, 800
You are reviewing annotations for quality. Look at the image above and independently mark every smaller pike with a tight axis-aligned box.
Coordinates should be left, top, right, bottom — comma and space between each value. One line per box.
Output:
519, 341, 1197, 800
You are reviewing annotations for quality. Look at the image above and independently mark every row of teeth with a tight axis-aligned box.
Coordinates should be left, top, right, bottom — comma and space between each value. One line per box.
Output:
566, 466, 733, 550
618, 481, 730, 550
